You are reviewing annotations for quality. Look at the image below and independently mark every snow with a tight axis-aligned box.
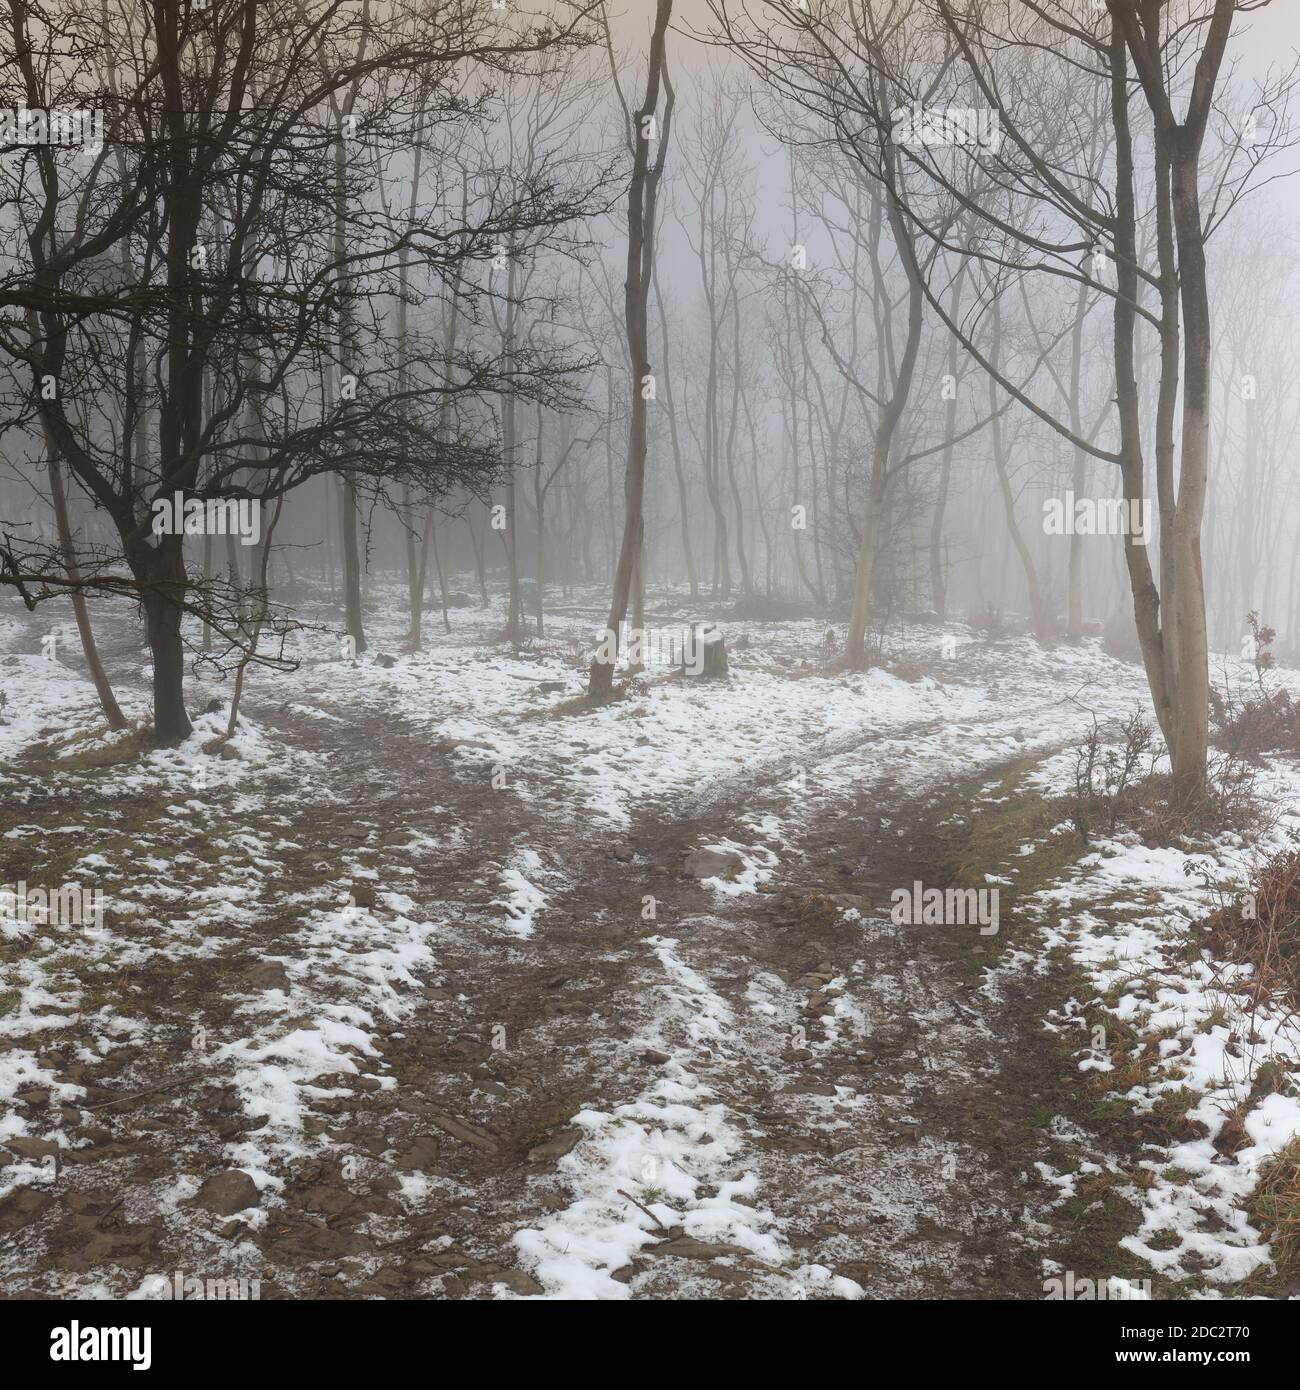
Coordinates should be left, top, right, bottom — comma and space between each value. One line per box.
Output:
511, 931, 863, 1299
1024, 752, 1300, 1288
5, 583, 1300, 1298
495, 849, 549, 938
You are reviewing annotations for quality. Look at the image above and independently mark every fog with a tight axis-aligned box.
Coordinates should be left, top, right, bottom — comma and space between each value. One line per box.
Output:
2, 0, 1300, 1329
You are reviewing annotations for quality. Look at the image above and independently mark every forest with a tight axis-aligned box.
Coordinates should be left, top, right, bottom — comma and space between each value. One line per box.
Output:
2, 0, 1300, 1329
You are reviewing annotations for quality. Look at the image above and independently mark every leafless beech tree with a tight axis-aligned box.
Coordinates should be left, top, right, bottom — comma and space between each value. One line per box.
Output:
589, 0, 674, 700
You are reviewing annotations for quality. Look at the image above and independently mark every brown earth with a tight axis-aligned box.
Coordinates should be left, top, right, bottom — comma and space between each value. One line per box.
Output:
0, 656, 1166, 1301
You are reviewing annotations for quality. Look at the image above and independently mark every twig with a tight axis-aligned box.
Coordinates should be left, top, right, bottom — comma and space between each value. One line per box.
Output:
85, 1069, 208, 1112
616, 1187, 668, 1231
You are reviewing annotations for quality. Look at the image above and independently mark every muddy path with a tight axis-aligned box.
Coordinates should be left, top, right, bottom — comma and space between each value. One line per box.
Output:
230, 689, 1097, 1298
1, 665, 1123, 1300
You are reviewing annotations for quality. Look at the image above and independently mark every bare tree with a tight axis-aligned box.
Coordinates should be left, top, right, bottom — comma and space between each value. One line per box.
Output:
589, 0, 675, 700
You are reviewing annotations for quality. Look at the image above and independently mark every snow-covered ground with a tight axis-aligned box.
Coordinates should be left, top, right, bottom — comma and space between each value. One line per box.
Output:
2, 582, 1299, 1300
1020, 755, 1300, 1289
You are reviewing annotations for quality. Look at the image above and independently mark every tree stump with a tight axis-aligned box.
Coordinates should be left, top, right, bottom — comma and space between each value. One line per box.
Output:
686, 622, 728, 678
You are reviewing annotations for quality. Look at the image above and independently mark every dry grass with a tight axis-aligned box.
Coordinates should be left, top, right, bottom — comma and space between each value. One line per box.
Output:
1193, 848, 1300, 1017
17, 722, 151, 773
1212, 684, 1300, 760
1248, 1136, 1300, 1284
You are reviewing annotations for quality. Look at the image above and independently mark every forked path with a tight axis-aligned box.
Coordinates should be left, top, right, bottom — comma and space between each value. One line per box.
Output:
240, 688, 1087, 1299
0, 651, 1108, 1300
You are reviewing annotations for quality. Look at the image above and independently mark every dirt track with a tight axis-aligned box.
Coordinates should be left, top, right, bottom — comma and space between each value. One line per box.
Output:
1, 650, 1138, 1299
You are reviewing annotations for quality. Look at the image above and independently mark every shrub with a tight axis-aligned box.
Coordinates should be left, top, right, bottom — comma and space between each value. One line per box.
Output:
1066, 709, 1155, 840
1211, 613, 1300, 760
1063, 710, 1263, 845
1190, 844, 1300, 1017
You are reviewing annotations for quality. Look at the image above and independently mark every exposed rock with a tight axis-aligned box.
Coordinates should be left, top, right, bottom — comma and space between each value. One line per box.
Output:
798, 893, 841, 928
78, 1222, 162, 1261
194, 1169, 260, 1215
4, 1136, 61, 1161
301, 1184, 356, 1215
245, 960, 291, 992
64, 1189, 114, 1214
0, 1188, 56, 1233
394, 1135, 442, 1171
685, 623, 728, 678
527, 1129, 582, 1163
69, 1123, 110, 1145
428, 1113, 498, 1153
479, 1267, 545, 1296
684, 846, 746, 880
272, 1223, 373, 1260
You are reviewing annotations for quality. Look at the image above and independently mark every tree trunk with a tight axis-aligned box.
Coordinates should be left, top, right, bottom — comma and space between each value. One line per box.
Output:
139, 536, 191, 742
653, 270, 697, 599
1110, 1, 1234, 805
468, 505, 490, 608
724, 284, 752, 595
988, 322, 1051, 645
929, 262, 966, 620
1108, 31, 1178, 756
533, 402, 548, 638
226, 492, 285, 738
1167, 134, 1213, 804
340, 477, 366, 654
844, 137, 925, 668
589, 0, 674, 699
201, 527, 214, 654
44, 436, 127, 729
844, 464, 888, 668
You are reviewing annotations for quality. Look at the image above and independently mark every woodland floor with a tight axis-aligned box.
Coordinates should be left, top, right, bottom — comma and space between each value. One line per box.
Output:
2, 582, 1298, 1300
